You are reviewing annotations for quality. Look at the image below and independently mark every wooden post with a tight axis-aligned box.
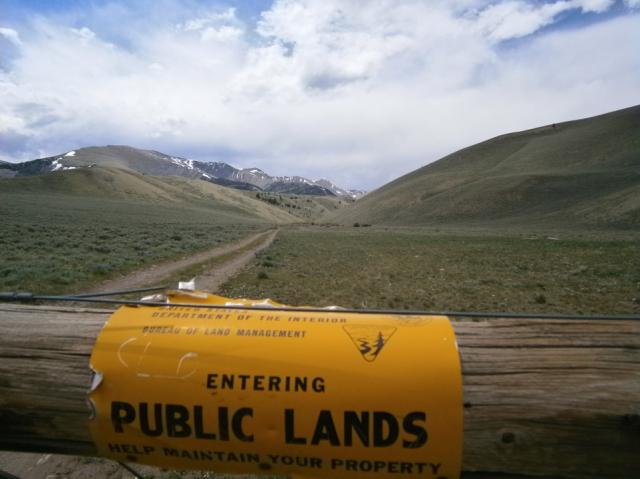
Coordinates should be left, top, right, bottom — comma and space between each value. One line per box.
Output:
0, 304, 638, 478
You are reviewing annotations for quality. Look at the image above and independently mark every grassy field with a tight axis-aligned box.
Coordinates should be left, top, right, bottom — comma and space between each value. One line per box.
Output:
0, 193, 260, 295
220, 226, 640, 315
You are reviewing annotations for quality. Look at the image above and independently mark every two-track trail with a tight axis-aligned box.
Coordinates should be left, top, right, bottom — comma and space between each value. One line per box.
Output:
84, 228, 278, 294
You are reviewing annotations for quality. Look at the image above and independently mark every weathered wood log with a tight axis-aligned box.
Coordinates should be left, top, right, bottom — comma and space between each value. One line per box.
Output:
0, 304, 638, 478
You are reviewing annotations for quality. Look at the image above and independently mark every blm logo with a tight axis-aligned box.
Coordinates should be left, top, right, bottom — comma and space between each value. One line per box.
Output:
343, 325, 397, 362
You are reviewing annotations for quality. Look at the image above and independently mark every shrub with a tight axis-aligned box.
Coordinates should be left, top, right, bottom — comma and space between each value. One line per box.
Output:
92, 263, 113, 275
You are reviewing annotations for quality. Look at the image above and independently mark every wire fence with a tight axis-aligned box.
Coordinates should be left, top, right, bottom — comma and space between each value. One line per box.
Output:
1, 288, 638, 321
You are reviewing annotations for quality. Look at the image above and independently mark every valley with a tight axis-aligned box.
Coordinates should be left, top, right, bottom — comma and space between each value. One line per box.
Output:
1, 105, 638, 306
0, 105, 639, 479
0, 164, 357, 296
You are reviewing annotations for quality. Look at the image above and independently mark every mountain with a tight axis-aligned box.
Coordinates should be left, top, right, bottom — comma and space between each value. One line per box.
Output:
0, 165, 298, 224
0, 160, 14, 178
0, 145, 363, 197
333, 105, 640, 229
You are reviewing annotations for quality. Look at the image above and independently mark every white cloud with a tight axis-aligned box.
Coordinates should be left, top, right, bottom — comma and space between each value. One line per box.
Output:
180, 8, 238, 32
474, 0, 617, 42
70, 26, 96, 42
575, 0, 616, 13
0, 1, 638, 189
0, 26, 22, 45
178, 7, 245, 42
475, 1, 567, 41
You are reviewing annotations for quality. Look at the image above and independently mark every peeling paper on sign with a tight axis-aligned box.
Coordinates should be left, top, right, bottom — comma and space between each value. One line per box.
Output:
86, 368, 103, 420
178, 278, 196, 291
88, 291, 463, 479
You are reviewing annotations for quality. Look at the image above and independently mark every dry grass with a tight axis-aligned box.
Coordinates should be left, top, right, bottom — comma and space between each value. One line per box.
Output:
0, 193, 258, 295
221, 226, 640, 315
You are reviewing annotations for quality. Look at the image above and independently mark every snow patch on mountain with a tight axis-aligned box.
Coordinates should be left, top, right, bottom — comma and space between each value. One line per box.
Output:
51, 159, 78, 171
170, 157, 194, 170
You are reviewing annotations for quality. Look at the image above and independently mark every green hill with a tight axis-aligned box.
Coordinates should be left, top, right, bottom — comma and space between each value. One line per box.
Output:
0, 166, 298, 224
333, 105, 640, 230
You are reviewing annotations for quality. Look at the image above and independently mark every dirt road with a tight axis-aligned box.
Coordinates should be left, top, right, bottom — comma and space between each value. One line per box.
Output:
194, 229, 277, 292
83, 228, 278, 294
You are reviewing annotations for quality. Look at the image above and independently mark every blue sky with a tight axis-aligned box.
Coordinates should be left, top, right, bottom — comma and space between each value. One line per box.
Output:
1, 0, 639, 189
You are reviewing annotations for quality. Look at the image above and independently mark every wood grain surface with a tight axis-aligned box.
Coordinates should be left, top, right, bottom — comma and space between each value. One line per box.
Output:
0, 304, 638, 478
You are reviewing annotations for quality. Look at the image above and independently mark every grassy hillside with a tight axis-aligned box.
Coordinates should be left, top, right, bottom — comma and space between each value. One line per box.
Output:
253, 191, 353, 221
334, 105, 640, 229
0, 167, 299, 294
0, 166, 297, 224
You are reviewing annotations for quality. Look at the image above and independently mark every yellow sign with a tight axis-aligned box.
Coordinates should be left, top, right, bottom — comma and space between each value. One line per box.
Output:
89, 292, 462, 478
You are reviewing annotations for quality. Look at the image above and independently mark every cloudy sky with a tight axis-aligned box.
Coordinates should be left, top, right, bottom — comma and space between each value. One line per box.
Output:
1, 0, 639, 190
